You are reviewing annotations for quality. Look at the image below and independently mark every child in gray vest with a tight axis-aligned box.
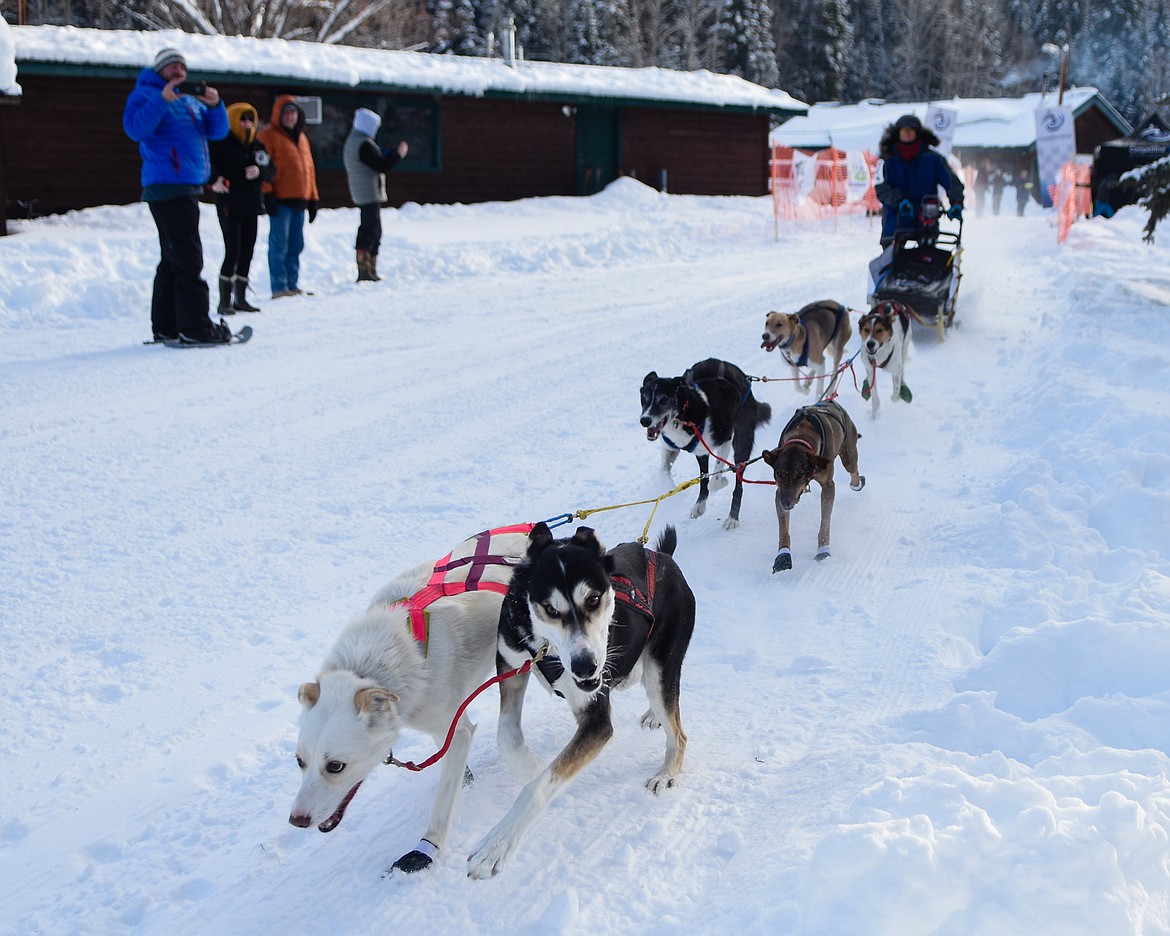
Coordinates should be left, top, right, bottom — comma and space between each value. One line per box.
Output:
343, 108, 408, 282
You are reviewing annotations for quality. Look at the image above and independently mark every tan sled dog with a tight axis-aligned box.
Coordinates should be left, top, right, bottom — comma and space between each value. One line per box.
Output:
289, 526, 530, 875
760, 400, 865, 572
761, 299, 854, 398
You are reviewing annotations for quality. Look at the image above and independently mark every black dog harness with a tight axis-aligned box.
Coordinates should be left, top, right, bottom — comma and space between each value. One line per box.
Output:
535, 550, 658, 694
780, 401, 847, 457
665, 363, 753, 453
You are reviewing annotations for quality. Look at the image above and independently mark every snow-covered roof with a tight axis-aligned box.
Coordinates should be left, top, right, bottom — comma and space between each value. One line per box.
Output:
1, 17, 20, 96
12, 25, 806, 114
772, 90, 1130, 152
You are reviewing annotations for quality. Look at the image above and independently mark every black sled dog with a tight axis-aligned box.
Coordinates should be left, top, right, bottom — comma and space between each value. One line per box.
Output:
466, 523, 695, 878
639, 358, 772, 529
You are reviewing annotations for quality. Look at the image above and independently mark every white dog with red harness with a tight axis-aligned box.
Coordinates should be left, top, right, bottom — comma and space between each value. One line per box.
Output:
289, 525, 531, 875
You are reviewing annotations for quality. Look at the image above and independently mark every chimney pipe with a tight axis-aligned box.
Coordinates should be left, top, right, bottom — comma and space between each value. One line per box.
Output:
503, 16, 517, 67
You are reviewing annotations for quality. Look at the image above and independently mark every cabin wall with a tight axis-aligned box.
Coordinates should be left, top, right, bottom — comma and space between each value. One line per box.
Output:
622, 107, 771, 195
1, 72, 770, 218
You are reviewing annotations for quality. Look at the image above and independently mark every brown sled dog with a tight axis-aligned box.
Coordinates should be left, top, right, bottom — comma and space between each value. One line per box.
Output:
761, 300, 854, 398
760, 400, 865, 572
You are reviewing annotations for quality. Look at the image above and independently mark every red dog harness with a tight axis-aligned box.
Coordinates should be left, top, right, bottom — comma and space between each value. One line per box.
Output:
402, 524, 534, 645
611, 550, 658, 633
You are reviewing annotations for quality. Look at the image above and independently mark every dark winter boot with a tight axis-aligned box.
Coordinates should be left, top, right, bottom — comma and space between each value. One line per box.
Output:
217, 275, 236, 315
368, 253, 383, 282
356, 250, 378, 283
232, 276, 261, 312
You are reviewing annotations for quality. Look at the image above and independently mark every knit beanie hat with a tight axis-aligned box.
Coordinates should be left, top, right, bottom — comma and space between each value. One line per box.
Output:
353, 107, 382, 137
893, 114, 923, 133
153, 48, 186, 73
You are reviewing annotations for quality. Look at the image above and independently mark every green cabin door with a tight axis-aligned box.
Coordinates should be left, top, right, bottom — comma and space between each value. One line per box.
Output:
576, 106, 620, 195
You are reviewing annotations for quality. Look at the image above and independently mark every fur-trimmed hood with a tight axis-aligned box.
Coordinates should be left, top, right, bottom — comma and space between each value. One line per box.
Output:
879, 123, 942, 159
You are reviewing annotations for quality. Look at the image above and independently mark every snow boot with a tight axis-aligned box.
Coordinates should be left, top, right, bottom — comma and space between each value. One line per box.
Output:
217, 275, 236, 315
356, 250, 379, 283
179, 317, 233, 345
232, 276, 261, 312
369, 253, 383, 282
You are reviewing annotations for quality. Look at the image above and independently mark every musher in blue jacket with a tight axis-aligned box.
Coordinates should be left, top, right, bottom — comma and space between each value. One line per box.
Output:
123, 48, 231, 344
874, 114, 965, 246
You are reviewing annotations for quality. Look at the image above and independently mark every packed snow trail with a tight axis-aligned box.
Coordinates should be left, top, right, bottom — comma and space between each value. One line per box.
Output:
2, 187, 1169, 935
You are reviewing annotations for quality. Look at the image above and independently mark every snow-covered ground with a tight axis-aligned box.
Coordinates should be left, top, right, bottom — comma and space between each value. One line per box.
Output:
2, 183, 1169, 935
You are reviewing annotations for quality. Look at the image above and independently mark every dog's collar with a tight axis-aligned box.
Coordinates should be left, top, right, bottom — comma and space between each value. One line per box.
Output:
662, 428, 700, 453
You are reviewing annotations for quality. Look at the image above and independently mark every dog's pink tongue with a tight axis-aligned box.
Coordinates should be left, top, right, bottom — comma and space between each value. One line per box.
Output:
318, 781, 362, 832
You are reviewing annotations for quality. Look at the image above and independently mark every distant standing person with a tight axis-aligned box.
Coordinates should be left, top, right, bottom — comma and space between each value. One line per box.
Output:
209, 103, 275, 313
973, 157, 991, 217
990, 164, 1007, 215
257, 95, 319, 299
122, 47, 232, 344
1015, 168, 1033, 216
343, 108, 408, 282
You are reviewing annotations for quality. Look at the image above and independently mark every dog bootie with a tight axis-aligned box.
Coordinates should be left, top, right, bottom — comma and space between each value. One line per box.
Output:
899, 384, 913, 403
773, 548, 793, 573
389, 838, 439, 875
815, 546, 831, 562
861, 378, 872, 401
851, 476, 866, 492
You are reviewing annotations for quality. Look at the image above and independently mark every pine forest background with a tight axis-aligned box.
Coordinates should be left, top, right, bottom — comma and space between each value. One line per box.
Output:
4, 0, 1168, 125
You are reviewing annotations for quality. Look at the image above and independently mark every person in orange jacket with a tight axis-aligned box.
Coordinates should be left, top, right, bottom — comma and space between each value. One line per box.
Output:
257, 95, 319, 299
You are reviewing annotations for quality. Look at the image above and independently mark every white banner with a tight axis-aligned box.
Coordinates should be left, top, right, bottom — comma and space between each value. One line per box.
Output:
925, 105, 959, 156
1034, 106, 1077, 208
847, 150, 872, 202
793, 150, 818, 198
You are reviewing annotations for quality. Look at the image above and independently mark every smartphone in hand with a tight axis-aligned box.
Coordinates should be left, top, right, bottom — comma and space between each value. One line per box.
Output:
177, 81, 206, 97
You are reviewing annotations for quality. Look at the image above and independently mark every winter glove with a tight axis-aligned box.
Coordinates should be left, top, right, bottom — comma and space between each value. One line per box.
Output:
307, 201, 318, 224
947, 205, 963, 221
264, 194, 278, 216
898, 198, 914, 216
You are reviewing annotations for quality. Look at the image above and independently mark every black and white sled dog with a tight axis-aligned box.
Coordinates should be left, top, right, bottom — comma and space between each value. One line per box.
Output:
639, 358, 772, 529
289, 527, 530, 875
466, 523, 695, 879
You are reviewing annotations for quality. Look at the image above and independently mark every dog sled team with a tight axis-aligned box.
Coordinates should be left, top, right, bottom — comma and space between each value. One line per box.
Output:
287, 110, 964, 881
288, 281, 950, 881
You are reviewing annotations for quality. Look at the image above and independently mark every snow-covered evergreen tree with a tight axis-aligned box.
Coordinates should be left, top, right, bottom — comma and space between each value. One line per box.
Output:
721, 0, 778, 85
1124, 152, 1170, 242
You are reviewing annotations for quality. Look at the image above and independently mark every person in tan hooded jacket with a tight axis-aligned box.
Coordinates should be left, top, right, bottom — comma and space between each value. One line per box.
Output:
257, 95, 319, 298
210, 102, 274, 313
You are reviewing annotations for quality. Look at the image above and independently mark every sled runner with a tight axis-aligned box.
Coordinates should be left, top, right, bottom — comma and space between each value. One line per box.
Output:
867, 196, 963, 341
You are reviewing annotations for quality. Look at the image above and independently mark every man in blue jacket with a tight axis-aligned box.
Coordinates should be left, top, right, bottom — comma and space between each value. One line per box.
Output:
874, 114, 965, 246
123, 48, 231, 344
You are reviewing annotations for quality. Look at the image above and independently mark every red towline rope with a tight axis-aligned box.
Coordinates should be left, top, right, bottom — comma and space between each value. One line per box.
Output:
682, 421, 775, 487
386, 647, 547, 772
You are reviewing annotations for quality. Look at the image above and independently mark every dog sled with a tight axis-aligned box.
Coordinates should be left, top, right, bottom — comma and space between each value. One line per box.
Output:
867, 196, 963, 340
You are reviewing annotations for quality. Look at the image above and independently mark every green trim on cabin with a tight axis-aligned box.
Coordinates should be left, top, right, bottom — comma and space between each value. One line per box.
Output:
13, 59, 804, 117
